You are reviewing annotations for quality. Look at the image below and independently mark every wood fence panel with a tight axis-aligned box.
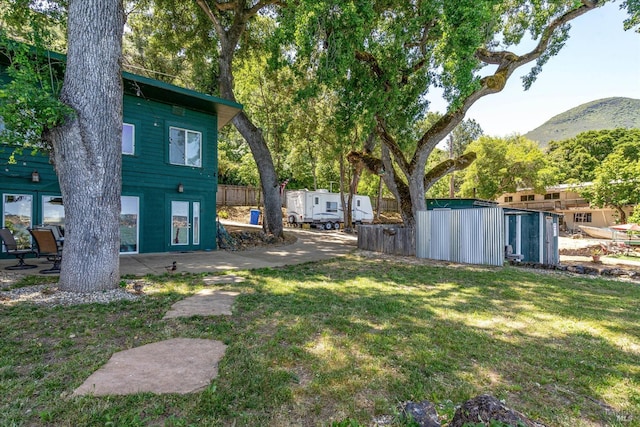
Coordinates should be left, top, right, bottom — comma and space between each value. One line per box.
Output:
358, 225, 414, 256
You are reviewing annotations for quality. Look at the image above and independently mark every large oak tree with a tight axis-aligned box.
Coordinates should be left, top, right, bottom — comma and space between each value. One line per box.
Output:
48, 0, 125, 291
281, 0, 626, 228
1, 0, 125, 292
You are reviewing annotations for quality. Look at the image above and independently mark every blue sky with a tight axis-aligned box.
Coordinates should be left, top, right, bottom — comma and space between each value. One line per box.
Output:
431, 2, 640, 137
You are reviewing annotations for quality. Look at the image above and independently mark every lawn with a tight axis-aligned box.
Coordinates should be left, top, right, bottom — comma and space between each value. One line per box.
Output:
1, 256, 639, 426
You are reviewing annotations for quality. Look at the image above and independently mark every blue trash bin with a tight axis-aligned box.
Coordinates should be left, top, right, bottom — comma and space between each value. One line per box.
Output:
249, 209, 260, 225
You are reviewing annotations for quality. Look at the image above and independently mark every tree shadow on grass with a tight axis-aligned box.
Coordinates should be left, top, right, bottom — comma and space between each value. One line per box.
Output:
224, 258, 640, 426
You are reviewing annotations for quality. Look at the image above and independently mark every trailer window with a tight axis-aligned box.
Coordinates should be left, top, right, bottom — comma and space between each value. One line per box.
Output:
326, 201, 338, 212
314, 197, 319, 205
357, 200, 361, 207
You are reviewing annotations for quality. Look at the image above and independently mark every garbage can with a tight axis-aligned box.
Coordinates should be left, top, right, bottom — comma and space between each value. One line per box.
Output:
249, 209, 261, 225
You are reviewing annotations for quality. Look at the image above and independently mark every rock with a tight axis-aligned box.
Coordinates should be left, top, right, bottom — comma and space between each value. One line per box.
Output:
399, 401, 441, 427
567, 265, 584, 274
449, 395, 546, 427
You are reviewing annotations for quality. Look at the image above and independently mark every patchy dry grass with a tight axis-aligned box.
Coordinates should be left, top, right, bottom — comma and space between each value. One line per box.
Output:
1, 256, 639, 426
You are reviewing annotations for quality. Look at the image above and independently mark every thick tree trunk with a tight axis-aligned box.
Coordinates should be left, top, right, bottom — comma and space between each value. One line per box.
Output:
47, 0, 124, 292
218, 46, 284, 239
232, 111, 284, 238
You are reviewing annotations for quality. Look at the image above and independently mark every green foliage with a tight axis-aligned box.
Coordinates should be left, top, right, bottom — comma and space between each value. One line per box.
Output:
546, 128, 640, 183
459, 135, 552, 199
582, 141, 640, 221
0, 12, 71, 155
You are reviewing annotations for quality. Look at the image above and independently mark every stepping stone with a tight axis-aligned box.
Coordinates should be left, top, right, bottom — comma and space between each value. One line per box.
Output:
201, 274, 246, 285
163, 289, 239, 319
72, 338, 226, 396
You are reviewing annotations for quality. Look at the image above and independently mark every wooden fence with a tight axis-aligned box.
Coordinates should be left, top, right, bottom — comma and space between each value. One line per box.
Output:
357, 225, 415, 256
216, 184, 400, 212
216, 185, 263, 206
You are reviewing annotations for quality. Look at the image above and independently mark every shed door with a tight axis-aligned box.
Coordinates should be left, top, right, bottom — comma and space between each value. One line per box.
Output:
544, 216, 554, 265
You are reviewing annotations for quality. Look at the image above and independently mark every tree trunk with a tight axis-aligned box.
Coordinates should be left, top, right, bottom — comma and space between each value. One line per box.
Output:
47, 0, 124, 292
232, 111, 284, 237
218, 42, 284, 239
614, 205, 627, 224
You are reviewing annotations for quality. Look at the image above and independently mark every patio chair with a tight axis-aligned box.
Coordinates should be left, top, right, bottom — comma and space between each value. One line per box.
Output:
0, 228, 38, 270
40, 225, 64, 249
29, 228, 62, 274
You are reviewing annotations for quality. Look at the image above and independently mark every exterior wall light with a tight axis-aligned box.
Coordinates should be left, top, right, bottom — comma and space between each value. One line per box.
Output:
177, 183, 184, 193
31, 170, 40, 183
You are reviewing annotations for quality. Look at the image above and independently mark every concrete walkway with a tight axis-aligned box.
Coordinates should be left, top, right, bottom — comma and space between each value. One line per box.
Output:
0, 225, 358, 276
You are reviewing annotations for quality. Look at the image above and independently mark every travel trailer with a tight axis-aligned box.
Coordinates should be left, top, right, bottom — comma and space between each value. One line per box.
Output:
286, 190, 374, 229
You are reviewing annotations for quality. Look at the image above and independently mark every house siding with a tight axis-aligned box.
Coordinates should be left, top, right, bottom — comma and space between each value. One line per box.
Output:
1, 58, 239, 257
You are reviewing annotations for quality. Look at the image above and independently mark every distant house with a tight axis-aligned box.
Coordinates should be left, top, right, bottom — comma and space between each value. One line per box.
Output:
498, 184, 635, 233
1, 51, 241, 256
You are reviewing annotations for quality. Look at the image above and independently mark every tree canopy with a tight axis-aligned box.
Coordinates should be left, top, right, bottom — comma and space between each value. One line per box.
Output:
546, 128, 640, 183
459, 135, 553, 200
276, 0, 613, 227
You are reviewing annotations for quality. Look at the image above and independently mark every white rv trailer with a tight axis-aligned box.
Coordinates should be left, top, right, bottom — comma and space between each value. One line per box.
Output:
286, 189, 374, 229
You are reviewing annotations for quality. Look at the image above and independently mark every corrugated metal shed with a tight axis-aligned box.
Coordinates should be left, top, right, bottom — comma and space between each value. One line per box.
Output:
417, 199, 562, 267
416, 208, 504, 266
504, 208, 562, 265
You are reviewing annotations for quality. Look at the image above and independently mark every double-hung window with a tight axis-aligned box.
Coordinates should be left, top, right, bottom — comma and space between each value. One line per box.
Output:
170, 127, 202, 167
122, 123, 135, 155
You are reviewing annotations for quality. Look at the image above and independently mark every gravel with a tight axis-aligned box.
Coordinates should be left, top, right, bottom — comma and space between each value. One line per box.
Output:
0, 271, 142, 307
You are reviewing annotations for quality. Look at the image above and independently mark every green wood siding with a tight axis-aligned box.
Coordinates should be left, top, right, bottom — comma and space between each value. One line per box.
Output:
0, 59, 237, 256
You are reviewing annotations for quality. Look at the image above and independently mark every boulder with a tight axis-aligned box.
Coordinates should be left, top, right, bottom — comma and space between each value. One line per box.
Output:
449, 395, 546, 427
399, 401, 440, 427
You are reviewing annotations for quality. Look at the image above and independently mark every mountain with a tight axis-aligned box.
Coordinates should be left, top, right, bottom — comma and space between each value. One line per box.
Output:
524, 97, 640, 147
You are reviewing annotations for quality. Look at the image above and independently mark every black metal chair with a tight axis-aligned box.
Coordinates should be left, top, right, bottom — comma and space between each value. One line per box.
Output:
0, 228, 37, 270
29, 228, 62, 274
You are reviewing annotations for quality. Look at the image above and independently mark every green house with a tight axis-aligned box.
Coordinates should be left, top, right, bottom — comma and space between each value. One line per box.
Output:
1, 57, 241, 256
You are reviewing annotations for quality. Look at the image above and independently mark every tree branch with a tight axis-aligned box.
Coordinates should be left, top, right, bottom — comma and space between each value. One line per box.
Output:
424, 152, 477, 189
414, 1, 599, 164
375, 114, 410, 175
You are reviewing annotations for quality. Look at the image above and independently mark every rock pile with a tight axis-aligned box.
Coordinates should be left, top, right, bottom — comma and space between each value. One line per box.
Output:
398, 395, 546, 427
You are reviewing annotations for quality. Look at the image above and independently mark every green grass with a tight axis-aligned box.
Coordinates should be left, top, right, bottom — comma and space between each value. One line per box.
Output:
1, 256, 639, 426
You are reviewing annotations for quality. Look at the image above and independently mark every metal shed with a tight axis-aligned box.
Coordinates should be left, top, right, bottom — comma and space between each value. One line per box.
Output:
416, 199, 562, 267
503, 208, 562, 265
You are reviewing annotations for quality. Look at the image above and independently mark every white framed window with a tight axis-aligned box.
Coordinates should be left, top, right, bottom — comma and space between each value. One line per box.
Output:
122, 123, 135, 155
193, 202, 200, 245
574, 212, 592, 223
2, 194, 33, 249
326, 201, 338, 213
121, 196, 140, 253
42, 195, 65, 228
169, 126, 202, 167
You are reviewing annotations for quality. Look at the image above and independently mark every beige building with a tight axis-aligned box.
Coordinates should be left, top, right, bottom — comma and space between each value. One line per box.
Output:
497, 183, 635, 233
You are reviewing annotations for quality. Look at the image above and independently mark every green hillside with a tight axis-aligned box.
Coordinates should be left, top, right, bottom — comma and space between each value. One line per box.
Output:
524, 97, 640, 147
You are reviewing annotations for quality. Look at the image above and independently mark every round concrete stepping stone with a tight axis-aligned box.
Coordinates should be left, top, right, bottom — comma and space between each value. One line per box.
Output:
163, 289, 239, 319
72, 338, 226, 396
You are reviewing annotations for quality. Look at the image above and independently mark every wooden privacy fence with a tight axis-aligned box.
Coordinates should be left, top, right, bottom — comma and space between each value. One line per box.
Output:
216, 185, 263, 206
357, 225, 415, 256
216, 184, 400, 212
